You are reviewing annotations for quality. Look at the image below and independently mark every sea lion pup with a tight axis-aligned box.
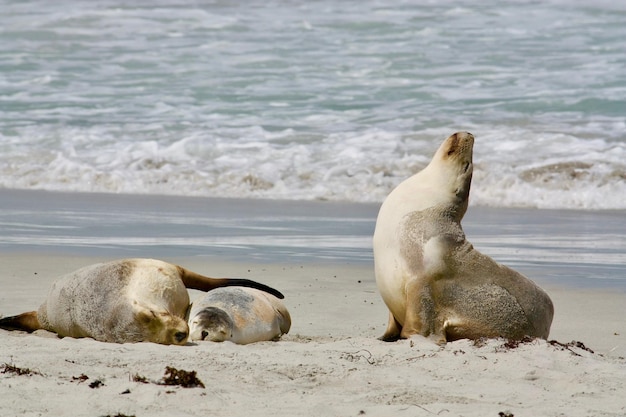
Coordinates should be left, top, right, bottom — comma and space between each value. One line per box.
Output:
188, 286, 291, 344
373, 132, 554, 343
0, 258, 284, 345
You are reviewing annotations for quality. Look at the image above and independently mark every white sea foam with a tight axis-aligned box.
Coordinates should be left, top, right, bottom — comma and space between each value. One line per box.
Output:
2, 123, 624, 209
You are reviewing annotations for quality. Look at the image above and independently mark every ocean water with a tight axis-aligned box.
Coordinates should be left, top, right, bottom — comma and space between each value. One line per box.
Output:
1, 0, 625, 209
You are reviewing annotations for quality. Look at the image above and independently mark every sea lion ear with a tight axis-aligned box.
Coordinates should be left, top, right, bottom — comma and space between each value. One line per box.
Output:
133, 304, 157, 324
443, 132, 464, 159
445, 137, 459, 157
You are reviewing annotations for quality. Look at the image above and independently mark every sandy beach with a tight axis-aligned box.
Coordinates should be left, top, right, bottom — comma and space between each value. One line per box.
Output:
1, 191, 625, 416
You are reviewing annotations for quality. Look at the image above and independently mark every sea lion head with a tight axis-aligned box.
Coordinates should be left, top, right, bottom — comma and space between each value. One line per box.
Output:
428, 131, 474, 219
188, 307, 234, 342
135, 307, 189, 345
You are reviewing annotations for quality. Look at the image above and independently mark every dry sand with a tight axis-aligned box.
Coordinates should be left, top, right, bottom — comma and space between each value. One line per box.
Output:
1, 254, 625, 417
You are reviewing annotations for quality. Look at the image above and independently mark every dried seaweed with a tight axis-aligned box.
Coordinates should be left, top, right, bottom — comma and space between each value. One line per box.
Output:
132, 373, 148, 383
1, 363, 40, 376
101, 414, 136, 417
472, 337, 489, 348
89, 379, 104, 389
72, 374, 89, 383
501, 336, 536, 349
160, 366, 205, 388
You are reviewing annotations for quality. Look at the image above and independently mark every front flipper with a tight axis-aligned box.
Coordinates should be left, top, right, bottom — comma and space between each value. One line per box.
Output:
380, 311, 402, 342
400, 278, 435, 340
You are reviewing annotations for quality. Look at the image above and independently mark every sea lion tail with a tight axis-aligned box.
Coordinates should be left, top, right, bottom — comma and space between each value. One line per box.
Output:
177, 267, 285, 299
0, 311, 42, 332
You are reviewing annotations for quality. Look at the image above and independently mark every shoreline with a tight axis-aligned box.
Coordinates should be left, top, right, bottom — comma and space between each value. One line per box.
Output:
1, 188, 625, 290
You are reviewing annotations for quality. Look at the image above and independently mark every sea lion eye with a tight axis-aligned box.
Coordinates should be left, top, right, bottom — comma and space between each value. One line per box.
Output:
201, 330, 208, 340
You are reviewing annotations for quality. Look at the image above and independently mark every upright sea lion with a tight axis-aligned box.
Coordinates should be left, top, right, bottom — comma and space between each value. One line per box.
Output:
188, 286, 291, 344
0, 258, 284, 345
372, 132, 554, 343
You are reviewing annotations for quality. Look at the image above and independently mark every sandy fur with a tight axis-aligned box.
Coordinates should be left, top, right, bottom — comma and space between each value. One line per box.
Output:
188, 287, 291, 344
373, 132, 554, 342
37, 259, 190, 344
1, 258, 285, 345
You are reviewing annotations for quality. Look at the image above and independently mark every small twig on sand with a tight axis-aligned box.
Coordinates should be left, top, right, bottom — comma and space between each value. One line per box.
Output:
548, 340, 594, 357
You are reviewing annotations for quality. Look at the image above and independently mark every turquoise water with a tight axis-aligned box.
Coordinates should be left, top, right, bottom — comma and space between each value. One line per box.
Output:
1, 0, 625, 208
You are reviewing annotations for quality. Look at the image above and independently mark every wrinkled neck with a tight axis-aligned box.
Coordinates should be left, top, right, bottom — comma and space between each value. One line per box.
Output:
424, 200, 467, 232
452, 196, 469, 223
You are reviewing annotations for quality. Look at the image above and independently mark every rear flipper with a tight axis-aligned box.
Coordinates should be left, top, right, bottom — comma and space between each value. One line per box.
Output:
0, 311, 42, 332
178, 266, 285, 299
